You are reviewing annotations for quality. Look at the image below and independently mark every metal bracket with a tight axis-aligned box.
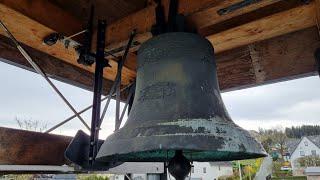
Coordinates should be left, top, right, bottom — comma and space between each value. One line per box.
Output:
151, 0, 166, 36
217, 0, 262, 15
99, 30, 137, 125
43, 33, 64, 46
76, 5, 95, 66
151, 0, 187, 36
88, 20, 108, 166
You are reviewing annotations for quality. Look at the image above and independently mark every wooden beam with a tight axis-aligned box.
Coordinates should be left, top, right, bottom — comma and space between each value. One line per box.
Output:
0, 35, 116, 95
0, 2, 136, 85
217, 27, 319, 91
208, 2, 316, 53
0, 127, 72, 165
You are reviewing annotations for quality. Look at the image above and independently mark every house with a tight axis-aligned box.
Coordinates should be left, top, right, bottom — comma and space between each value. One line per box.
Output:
170, 162, 233, 180
112, 162, 233, 180
286, 136, 320, 176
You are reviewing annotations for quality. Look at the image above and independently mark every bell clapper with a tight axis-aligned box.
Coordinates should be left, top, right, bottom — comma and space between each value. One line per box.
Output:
168, 150, 192, 180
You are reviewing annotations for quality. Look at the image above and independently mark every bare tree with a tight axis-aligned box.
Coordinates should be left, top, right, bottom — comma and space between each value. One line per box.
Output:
15, 117, 47, 132
258, 127, 287, 158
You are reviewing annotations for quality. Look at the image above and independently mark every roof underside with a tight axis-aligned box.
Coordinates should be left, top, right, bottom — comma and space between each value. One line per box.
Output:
0, 0, 319, 98
0, 0, 319, 168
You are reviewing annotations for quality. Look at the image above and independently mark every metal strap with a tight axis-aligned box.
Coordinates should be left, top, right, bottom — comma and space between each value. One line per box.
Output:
99, 30, 136, 126
115, 82, 135, 131
44, 83, 133, 133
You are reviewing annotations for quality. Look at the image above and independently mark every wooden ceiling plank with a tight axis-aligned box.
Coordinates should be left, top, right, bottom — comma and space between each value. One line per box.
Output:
208, 2, 316, 53
218, 27, 319, 92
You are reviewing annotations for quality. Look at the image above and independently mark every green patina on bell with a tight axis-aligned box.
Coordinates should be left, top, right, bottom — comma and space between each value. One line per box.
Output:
96, 32, 267, 163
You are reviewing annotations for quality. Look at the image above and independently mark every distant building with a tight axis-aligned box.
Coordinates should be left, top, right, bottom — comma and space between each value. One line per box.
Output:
169, 162, 233, 180
111, 162, 233, 180
286, 136, 320, 176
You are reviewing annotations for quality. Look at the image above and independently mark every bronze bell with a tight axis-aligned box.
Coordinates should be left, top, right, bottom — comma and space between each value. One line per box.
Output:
96, 33, 266, 164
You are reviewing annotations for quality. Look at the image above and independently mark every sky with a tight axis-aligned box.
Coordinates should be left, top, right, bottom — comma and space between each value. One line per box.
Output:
0, 60, 319, 139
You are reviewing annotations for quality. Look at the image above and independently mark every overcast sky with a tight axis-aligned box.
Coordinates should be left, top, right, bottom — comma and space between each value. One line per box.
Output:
0, 60, 319, 138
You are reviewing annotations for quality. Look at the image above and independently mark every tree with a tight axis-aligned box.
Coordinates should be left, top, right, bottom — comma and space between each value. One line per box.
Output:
285, 125, 320, 138
273, 130, 287, 158
15, 117, 47, 132
258, 127, 287, 158
297, 155, 320, 167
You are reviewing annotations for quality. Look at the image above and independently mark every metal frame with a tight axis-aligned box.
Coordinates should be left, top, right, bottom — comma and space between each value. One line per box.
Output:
0, 19, 136, 155
0, 20, 90, 131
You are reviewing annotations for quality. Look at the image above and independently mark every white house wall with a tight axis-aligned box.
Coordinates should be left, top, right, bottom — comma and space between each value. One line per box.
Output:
167, 162, 233, 180
290, 137, 320, 170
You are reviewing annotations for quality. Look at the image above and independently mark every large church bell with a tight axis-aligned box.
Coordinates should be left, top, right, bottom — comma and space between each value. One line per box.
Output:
96, 32, 267, 178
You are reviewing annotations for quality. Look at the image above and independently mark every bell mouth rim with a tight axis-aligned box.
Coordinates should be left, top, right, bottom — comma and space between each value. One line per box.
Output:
96, 131, 267, 163
96, 149, 267, 163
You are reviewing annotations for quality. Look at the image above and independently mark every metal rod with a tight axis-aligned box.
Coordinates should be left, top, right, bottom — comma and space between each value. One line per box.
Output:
64, 30, 88, 41
89, 20, 107, 166
315, 48, 320, 77
45, 83, 133, 133
115, 62, 121, 130
45, 96, 108, 133
99, 30, 136, 125
217, 0, 262, 15
167, 0, 178, 32
116, 83, 135, 131
0, 20, 90, 131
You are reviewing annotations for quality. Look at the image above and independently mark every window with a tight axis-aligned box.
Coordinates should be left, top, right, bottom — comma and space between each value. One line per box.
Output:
203, 167, 206, 173
304, 141, 308, 146
300, 151, 305, 156
312, 150, 317, 156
